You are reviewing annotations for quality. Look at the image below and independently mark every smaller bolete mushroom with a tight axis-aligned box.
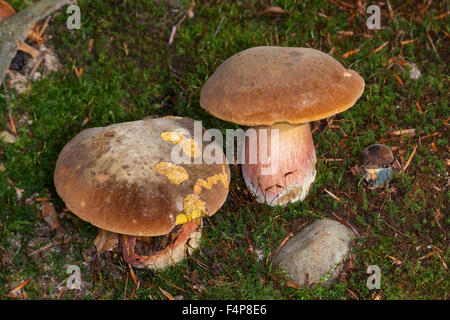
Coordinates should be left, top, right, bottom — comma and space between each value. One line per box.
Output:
54, 116, 230, 269
200, 46, 365, 206
362, 144, 394, 189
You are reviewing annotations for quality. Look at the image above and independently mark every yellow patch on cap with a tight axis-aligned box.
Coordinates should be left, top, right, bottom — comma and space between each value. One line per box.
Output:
193, 165, 229, 195
160, 131, 184, 144
175, 194, 208, 225
160, 131, 201, 158
154, 161, 189, 185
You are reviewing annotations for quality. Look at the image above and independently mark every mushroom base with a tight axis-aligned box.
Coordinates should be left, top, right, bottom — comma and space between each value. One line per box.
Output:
119, 219, 202, 269
242, 122, 316, 206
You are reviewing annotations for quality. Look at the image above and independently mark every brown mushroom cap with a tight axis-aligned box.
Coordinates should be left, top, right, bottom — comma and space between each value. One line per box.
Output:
54, 117, 230, 237
0, 0, 15, 21
362, 144, 394, 167
200, 46, 365, 126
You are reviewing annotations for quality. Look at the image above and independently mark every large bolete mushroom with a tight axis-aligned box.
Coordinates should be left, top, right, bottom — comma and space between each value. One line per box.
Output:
200, 46, 364, 206
54, 116, 230, 269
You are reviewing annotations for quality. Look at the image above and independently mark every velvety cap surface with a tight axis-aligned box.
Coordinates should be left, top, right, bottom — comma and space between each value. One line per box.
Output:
362, 144, 394, 167
200, 46, 365, 126
54, 117, 230, 237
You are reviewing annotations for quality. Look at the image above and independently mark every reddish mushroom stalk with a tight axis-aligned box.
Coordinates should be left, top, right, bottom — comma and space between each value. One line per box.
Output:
120, 219, 202, 269
242, 122, 316, 206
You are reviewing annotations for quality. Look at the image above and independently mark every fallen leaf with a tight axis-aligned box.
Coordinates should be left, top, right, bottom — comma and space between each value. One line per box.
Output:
0, 162, 6, 172
128, 264, 138, 286
9, 278, 31, 295
401, 39, 415, 45
399, 145, 418, 174
159, 287, 175, 300
81, 249, 90, 263
373, 41, 389, 53
434, 208, 445, 234
7, 278, 31, 299
88, 39, 94, 52
6, 292, 27, 299
393, 73, 404, 87
390, 129, 416, 137
387, 255, 402, 265
94, 228, 118, 254
74, 66, 84, 78
8, 112, 16, 136
256, 6, 288, 16
432, 12, 449, 19
346, 287, 359, 300
324, 188, 340, 201
17, 41, 40, 58
123, 42, 128, 56
286, 281, 300, 289
395, 58, 409, 66
41, 201, 61, 229
342, 48, 359, 58
30, 238, 72, 257
430, 142, 437, 151
418, 251, 435, 260
415, 101, 423, 113
350, 164, 361, 176
336, 30, 354, 36
81, 117, 90, 127
387, 0, 394, 17
371, 291, 383, 300
15, 187, 25, 201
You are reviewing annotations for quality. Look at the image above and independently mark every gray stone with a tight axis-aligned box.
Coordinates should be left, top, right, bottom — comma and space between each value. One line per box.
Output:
273, 219, 355, 287
0, 130, 16, 143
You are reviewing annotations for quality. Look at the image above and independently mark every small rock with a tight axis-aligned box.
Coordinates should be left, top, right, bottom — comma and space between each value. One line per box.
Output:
254, 248, 264, 262
0, 130, 16, 143
31, 71, 42, 81
409, 63, 421, 80
273, 219, 355, 287
6, 70, 30, 94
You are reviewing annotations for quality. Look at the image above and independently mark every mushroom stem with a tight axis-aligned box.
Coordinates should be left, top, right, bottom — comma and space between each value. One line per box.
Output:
120, 235, 146, 267
242, 122, 316, 206
119, 219, 202, 269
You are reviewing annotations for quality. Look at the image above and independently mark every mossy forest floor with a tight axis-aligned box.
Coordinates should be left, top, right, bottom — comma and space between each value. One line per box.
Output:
0, 0, 448, 299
